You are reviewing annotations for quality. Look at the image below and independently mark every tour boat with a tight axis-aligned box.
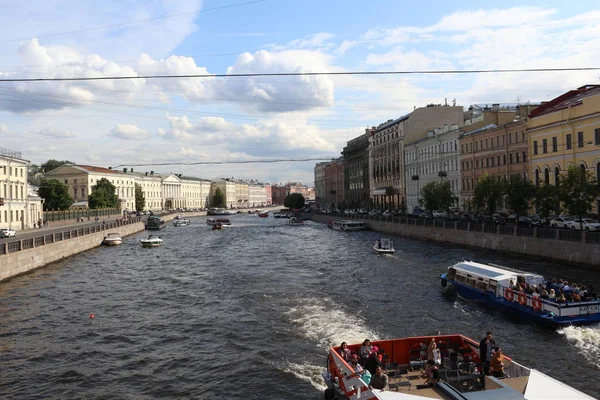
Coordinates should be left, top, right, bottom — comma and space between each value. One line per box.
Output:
173, 219, 191, 227
288, 216, 304, 226
145, 216, 166, 230
212, 222, 222, 230
373, 238, 395, 254
323, 334, 594, 400
440, 261, 600, 327
207, 208, 231, 216
140, 235, 163, 248
102, 232, 122, 246
331, 220, 366, 231
207, 218, 231, 226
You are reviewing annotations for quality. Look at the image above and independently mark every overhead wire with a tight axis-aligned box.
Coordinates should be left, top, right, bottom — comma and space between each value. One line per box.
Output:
111, 158, 336, 168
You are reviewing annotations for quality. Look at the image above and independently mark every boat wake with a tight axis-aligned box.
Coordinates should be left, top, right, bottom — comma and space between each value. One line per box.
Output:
281, 361, 328, 391
284, 297, 380, 349
557, 324, 600, 368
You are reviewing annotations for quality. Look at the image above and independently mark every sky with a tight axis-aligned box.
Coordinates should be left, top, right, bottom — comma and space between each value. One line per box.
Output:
1, 0, 599, 185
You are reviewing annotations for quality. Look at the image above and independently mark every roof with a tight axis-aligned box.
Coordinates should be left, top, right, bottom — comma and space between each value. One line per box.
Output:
452, 261, 542, 281
73, 164, 123, 174
373, 114, 410, 133
460, 124, 498, 137
179, 176, 211, 183
528, 85, 600, 118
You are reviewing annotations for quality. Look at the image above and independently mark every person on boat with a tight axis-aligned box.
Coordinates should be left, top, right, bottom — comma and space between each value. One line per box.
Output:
369, 366, 389, 391
548, 288, 556, 300
364, 349, 382, 375
338, 342, 352, 362
479, 331, 496, 376
490, 347, 506, 378
349, 354, 363, 374
427, 339, 441, 367
418, 360, 439, 388
360, 339, 372, 364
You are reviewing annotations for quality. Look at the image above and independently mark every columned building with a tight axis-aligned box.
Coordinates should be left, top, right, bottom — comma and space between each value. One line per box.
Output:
0, 147, 41, 230
342, 131, 369, 208
313, 162, 327, 206
404, 125, 461, 213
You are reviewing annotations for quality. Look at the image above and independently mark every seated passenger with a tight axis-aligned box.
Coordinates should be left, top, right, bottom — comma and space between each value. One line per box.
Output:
365, 350, 383, 375
490, 348, 505, 378
418, 360, 440, 388
548, 289, 556, 300
350, 354, 363, 374
339, 342, 352, 362
369, 366, 389, 391
360, 339, 372, 364
572, 292, 582, 302
540, 289, 549, 299
556, 292, 566, 303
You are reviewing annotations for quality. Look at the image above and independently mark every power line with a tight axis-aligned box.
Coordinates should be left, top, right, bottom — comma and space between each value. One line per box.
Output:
0, 0, 266, 45
1, 67, 598, 83
112, 158, 335, 168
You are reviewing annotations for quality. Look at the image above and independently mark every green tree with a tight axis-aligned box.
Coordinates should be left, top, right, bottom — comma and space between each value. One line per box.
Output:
134, 183, 145, 212
41, 159, 73, 173
420, 181, 454, 212
88, 178, 119, 209
398, 197, 407, 215
284, 193, 306, 209
505, 174, 535, 217
558, 165, 600, 230
38, 179, 73, 210
473, 173, 505, 215
211, 188, 225, 208
533, 183, 560, 223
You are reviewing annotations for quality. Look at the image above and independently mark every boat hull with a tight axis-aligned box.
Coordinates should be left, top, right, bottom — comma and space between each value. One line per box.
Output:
373, 246, 394, 254
445, 278, 600, 327
141, 242, 162, 248
103, 239, 122, 246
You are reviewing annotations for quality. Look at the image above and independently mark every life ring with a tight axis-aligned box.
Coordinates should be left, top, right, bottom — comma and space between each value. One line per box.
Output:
531, 297, 542, 311
518, 292, 527, 306
504, 287, 514, 301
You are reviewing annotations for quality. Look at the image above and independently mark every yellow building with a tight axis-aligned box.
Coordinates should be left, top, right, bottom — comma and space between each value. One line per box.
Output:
527, 85, 600, 211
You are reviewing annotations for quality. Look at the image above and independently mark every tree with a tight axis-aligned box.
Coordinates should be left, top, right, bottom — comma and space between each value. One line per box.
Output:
134, 183, 145, 212
38, 179, 73, 210
88, 178, 119, 209
41, 159, 73, 173
473, 173, 505, 215
27, 164, 44, 186
284, 193, 306, 209
420, 181, 454, 212
211, 188, 225, 208
398, 197, 407, 215
558, 165, 600, 230
505, 174, 535, 217
533, 183, 560, 223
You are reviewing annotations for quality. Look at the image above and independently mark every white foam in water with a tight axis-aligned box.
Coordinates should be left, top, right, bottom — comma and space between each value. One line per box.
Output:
285, 297, 380, 349
283, 362, 328, 391
558, 324, 600, 368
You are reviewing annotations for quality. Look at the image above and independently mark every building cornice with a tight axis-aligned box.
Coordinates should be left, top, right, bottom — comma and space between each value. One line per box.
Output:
527, 111, 600, 134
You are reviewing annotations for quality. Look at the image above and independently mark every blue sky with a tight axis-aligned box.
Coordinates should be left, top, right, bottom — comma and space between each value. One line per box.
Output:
1, 0, 599, 184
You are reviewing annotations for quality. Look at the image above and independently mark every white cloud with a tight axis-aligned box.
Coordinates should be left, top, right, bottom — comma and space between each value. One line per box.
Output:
109, 124, 148, 140
0, 124, 7, 134
34, 126, 76, 138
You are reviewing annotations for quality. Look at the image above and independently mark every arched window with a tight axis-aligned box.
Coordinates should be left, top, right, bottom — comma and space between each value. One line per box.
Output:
581, 164, 586, 175
535, 170, 540, 186
544, 168, 550, 184
554, 167, 560, 185
597, 163, 600, 181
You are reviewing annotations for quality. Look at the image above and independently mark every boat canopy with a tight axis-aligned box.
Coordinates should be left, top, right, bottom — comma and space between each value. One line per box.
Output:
451, 261, 544, 288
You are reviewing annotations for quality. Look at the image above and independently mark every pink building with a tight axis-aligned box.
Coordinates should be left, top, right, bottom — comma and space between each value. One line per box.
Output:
264, 184, 272, 205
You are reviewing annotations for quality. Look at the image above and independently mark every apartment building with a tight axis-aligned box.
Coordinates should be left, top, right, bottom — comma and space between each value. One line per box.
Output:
324, 158, 345, 207
314, 162, 327, 206
211, 179, 237, 209
342, 131, 369, 208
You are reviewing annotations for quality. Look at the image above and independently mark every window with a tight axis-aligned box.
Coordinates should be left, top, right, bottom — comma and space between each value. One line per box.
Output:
544, 168, 550, 184
461, 144, 464, 153
578, 131, 584, 148
595, 128, 600, 145
522, 132, 525, 142
496, 136, 499, 147
566, 134, 572, 149
509, 154, 513, 164
533, 141, 538, 155
552, 137, 557, 152
515, 132, 518, 143
503, 154, 506, 165
486, 158, 489, 167
491, 157, 495, 167
523, 152, 527, 162
508, 135, 512, 145
555, 167, 560, 185
542, 139, 548, 153
475, 142, 478, 151
502, 135, 505, 146
516, 153, 520, 163
486, 139, 489, 149
597, 163, 600, 181
581, 164, 586, 175
476, 159, 479, 168
497, 156, 500, 165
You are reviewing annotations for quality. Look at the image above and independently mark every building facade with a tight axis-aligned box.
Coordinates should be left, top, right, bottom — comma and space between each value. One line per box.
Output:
459, 121, 529, 208
342, 131, 370, 208
404, 125, 461, 213
248, 183, 265, 207
0, 147, 42, 230
323, 158, 345, 207
130, 171, 164, 210
527, 85, 600, 212
180, 176, 212, 209
369, 117, 405, 209
211, 180, 237, 208
271, 185, 287, 205
44, 164, 136, 211
314, 162, 327, 206
264, 184, 272, 206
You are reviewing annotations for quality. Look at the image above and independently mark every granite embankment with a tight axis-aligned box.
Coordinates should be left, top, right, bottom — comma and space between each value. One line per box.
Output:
311, 214, 600, 266
0, 212, 206, 282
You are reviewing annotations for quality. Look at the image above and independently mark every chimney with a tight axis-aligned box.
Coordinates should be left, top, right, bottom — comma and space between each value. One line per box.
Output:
109, 166, 112, 170
150, 171, 154, 175
123, 168, 127, 173
145, 172, 148, 176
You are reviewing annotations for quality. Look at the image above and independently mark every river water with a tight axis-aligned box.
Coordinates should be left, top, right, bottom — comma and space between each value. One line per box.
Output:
1, 214, 599, 399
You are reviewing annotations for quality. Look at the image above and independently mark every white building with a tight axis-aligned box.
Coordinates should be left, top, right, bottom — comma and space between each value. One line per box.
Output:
248, 183, 266, 207
129, 171, 164, 211
404, 125, 462, 213
180, 176, 212, 209
211, 179, 237, 209
0, 147, 43, 230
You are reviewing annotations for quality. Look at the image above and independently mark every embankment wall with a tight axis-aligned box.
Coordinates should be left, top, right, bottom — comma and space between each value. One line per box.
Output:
311, 215, 600, 266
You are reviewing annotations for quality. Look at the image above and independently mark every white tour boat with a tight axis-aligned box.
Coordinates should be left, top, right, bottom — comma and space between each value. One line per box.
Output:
173, 219, 191, 227
331, 220, 366, 231
288, 216, 304, 226
140, 235, 163, 248
102, 232, 122, 246
373, 238, 395, 254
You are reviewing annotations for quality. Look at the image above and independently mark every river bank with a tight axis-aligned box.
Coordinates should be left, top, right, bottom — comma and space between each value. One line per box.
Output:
310, 214, 600, 266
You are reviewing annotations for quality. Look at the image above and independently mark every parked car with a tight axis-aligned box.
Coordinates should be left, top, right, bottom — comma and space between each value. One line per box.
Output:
566, 218, 600, 232
550, 216, 574, 229
517, 216, 543, 228
1, 228, 16, 238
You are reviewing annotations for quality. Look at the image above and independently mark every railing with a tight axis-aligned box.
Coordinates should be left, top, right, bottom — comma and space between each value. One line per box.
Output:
1, 217, 142, 256
313, 211, 600, 245
43, 208, 121, 223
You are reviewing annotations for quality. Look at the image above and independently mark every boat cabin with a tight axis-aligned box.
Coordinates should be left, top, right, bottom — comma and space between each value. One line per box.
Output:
332, 220, 366, 231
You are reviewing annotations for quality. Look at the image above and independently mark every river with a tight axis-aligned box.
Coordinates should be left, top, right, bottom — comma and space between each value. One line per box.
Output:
1, 213, 599, 399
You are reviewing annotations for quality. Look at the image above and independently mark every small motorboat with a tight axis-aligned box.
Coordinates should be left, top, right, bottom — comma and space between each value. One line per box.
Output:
373, 238, 395, 254
289, 216, 304, 226
258, 212, 269, 218
102, 232, 122, 246
212, 222, 223, 230
140, 235, 163, 248
173, 219, 191, 226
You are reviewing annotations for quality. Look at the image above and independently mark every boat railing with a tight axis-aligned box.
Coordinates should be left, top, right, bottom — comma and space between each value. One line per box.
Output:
327, 348, 381, 400
504, 359, 530, 379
